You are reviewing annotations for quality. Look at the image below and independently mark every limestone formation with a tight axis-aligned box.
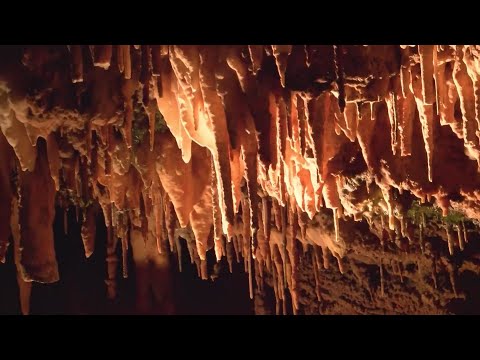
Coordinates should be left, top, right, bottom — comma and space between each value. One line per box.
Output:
2, 45, 480, 314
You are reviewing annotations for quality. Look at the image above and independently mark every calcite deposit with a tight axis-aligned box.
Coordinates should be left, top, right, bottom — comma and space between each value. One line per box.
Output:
2, 45, 480, 315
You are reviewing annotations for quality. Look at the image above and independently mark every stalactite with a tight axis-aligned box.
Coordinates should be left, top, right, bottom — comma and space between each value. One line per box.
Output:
400, 48, 411, 99
322, 175, 342, 242
453, 47, 480, 157
122, 85, 134, 149
380, 185, 396, 231
336, 256, 344, 274
457, 224, 465, 251
189, 166, 214, 262
117, 45, 125, 74
412, 65, 435, 182
0, 111, 37, 172
243, 238, 248, 273
198, 47, 234, 233
200, 260, 208, 280
400, 215, 406, 238
271, 45, 292, 88
418, 46, 435, 105
81, 206, 96, 258
281, 280, 287, 315
152, 181, 163, 254
272, 198, 281, 231
248, 245, 253, 300
386, 91, 399, 155
165, 200, 177, 263
248, 45, 263, 75
399, 86, 416, 157
226, 239, 234, 273
175, 236, 183, 272
281, 204, 288, 289
121, 232, 129, 279
446, 224, 455, 256
92, 45, 112, 70
11, 187, 32, 315
433, 46, 440, 115
123, 45, 132, 80
462, 46, 480, 146
0, 135, 12, 263
272, 261, 280, 315
262, 196, 271, 243
462, 220, 468, 244
185, 237, 194, 265
343, 102, 358, 142
333, 45, 346, 113
287, 203, 299, 311
105, 207, 119, 300
322, 247, 330, 270
254, 258, 262, 292
18, 142, 59, 283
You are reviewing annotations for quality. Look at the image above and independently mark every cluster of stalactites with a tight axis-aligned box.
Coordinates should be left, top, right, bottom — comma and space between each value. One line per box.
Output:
2, 45, 480, 314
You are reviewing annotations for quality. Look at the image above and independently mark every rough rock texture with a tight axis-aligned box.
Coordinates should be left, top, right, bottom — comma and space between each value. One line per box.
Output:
2, 45, 480, 314
254, 209, 480, 315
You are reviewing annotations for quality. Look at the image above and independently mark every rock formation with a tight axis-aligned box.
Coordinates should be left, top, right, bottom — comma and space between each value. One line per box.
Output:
2, 45, 480, 314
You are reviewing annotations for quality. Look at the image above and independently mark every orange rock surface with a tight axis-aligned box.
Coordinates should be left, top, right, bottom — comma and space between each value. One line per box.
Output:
2, 45, 480, 314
